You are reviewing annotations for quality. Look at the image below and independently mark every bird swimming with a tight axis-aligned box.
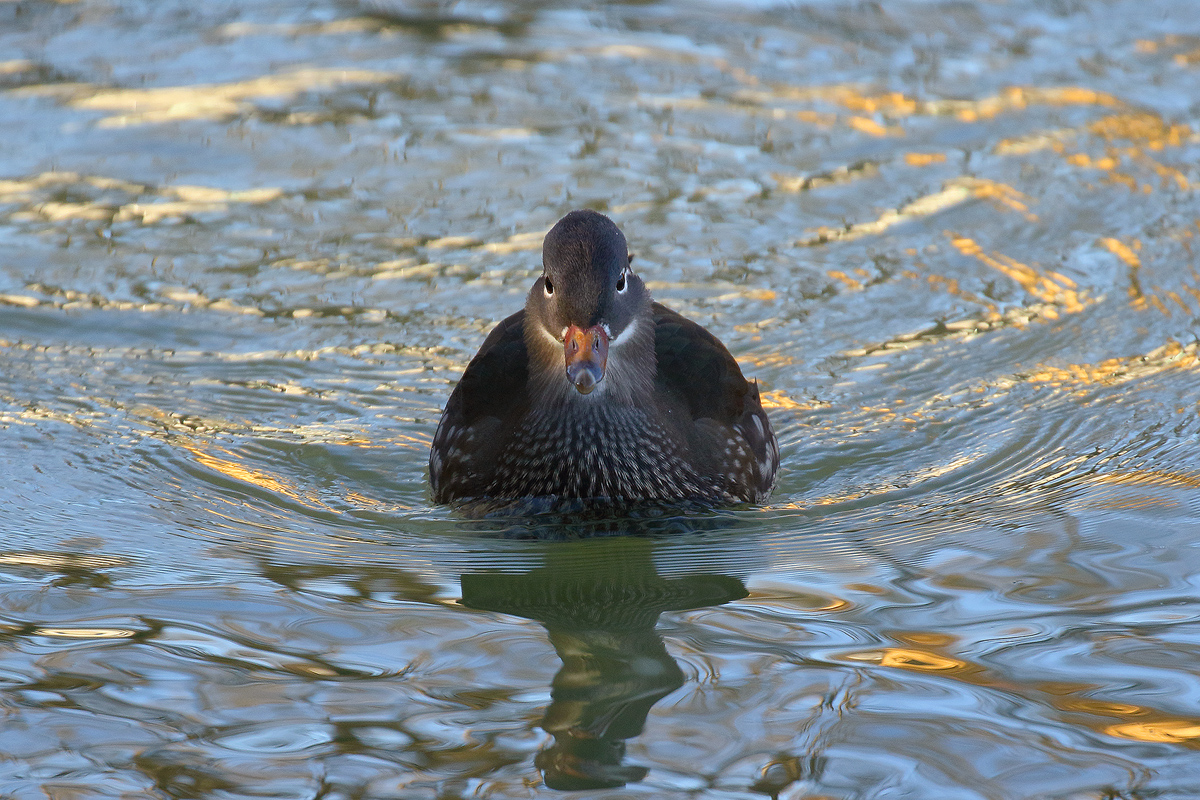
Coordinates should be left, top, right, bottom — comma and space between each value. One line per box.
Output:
429, 209, 777, 509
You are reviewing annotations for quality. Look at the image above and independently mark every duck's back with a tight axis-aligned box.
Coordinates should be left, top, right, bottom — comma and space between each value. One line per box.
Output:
428, 310, 529, 503
649, 302, 778, 502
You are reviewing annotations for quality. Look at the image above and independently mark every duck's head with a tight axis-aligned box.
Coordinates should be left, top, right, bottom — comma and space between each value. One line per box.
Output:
525, 210, 652, 398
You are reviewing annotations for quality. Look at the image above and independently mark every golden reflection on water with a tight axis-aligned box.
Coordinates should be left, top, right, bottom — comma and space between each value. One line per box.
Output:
903, 152, 947, 167
0, 552, 128, 569
3, 4, 1200, 795
179, 440, 420, 521
733, 84, 1125, 128
184, 443, 316, 505
1093, 469, 1200, 490
214, 19, 385, 38
1107, 721, 1200, 745
1077, 469, 1200, 511
798, 181, 971, 245
1023, 339, 1198, 390
33, 627, 137, 639
1035, 111, 1198, 201
2, 170, 286, 228
17, 68, 394, 127
757, 389, 818, 412
879, 648, 964, 671
947, 235, 1086, 315
848, 644, 1200, 749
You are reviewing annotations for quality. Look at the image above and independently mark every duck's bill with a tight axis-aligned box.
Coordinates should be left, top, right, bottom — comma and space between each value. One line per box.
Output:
564, 324, 609, 395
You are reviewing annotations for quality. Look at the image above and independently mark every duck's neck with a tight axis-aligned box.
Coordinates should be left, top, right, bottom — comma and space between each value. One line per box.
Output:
523, 313, 656, 410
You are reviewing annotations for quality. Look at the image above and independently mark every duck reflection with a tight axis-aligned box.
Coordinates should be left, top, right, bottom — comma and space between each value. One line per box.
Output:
460, 539, 747, 791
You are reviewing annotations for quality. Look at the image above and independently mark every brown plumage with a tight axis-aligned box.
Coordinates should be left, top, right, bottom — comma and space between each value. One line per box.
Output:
429, 210, 778, 508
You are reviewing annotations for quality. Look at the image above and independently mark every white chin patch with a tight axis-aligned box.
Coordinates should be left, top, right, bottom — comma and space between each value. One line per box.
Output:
608, 319, 639, 349
537, 323, 563, 349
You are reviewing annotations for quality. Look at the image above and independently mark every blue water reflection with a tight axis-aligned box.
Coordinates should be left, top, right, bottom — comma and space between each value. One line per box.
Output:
4, 0, 1200, 796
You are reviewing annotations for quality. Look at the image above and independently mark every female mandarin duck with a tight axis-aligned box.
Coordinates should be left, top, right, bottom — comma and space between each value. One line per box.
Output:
429, 210, 778, 507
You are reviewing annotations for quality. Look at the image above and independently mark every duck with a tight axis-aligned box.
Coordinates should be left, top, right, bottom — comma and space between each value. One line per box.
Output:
429, 209, 778, 508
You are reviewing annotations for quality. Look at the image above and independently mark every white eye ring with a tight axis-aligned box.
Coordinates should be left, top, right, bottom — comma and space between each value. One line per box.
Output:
544, 276, 554, 297
616, 271, 628, 293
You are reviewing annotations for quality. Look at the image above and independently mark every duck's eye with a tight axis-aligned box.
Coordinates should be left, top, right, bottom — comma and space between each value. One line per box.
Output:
544, 277, 554, 296
616, 273, 626, 293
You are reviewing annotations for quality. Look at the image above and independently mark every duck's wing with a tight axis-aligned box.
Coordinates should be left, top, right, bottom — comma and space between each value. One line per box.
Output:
429, 310, 529, 502
652, 302, 778, 500
652, 302, 749, 422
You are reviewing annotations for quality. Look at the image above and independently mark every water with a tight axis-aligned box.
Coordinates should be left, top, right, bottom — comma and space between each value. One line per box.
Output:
3, 0, 1200, 796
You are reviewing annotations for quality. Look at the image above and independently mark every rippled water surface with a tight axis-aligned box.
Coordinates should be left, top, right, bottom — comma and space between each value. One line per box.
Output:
3, 0, 1200, 797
